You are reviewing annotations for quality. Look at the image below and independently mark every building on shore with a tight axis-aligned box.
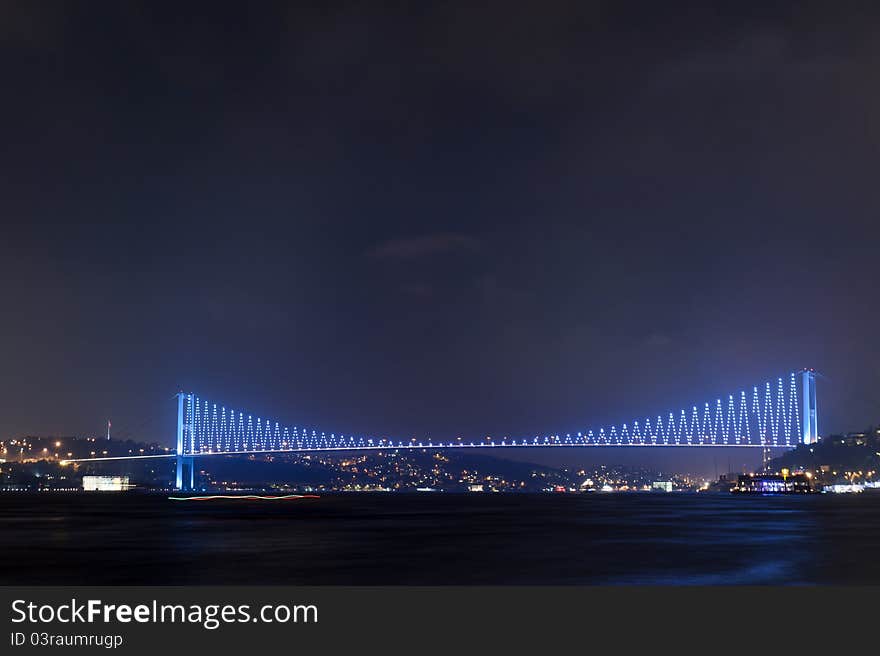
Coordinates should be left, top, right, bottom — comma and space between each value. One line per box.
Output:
82, 475, 131, 491
733, 472, 817, 494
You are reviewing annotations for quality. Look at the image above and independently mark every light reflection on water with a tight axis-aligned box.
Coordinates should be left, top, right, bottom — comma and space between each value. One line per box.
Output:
1, 493, 878, 585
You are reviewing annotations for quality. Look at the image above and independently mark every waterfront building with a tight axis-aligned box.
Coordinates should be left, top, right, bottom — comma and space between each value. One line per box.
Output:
82, 475, 131, 491
733, 473, 816, 494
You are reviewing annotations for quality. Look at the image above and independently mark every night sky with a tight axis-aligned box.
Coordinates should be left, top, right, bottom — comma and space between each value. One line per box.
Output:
2, 2, 878, 474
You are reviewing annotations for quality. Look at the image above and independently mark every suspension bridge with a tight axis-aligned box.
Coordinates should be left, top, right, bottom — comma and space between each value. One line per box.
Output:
69, 369, 820, 490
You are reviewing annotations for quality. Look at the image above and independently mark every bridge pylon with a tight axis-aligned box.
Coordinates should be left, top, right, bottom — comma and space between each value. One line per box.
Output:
175, 392, 195, 491
175, 455, 194, 491
801, 369, 818, 445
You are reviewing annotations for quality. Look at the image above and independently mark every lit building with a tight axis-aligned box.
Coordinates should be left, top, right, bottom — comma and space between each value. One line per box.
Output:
652, 481, 673, 492
824, 483, 864, 494
733, 473, 816, 494
82, 475, 131, 491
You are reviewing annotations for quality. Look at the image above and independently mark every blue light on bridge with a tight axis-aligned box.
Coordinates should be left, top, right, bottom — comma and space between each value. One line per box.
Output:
169, 371, 820, 496
177, 370, 815, 458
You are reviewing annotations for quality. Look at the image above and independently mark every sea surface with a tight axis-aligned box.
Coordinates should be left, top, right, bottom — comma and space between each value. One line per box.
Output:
2, 492, 880, 585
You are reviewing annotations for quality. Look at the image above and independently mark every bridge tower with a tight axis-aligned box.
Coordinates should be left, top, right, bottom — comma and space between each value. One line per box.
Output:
801, 369, 818, 445
175, 392, 195, 491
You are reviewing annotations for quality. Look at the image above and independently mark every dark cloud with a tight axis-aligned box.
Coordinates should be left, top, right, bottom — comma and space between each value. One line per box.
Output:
644, 333, 674, 348
367, 233, 480, 260
398, 282, 434, 298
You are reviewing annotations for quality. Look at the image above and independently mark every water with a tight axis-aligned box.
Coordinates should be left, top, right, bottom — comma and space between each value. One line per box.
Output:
2, 492, 880, 585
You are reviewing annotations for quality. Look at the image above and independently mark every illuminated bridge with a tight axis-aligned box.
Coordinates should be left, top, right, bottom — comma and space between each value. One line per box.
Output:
67, 369, 820, 490
164, 369, 818, 490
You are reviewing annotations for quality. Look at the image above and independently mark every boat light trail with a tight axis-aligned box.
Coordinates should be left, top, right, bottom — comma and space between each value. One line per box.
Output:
167, 494, 320, 501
